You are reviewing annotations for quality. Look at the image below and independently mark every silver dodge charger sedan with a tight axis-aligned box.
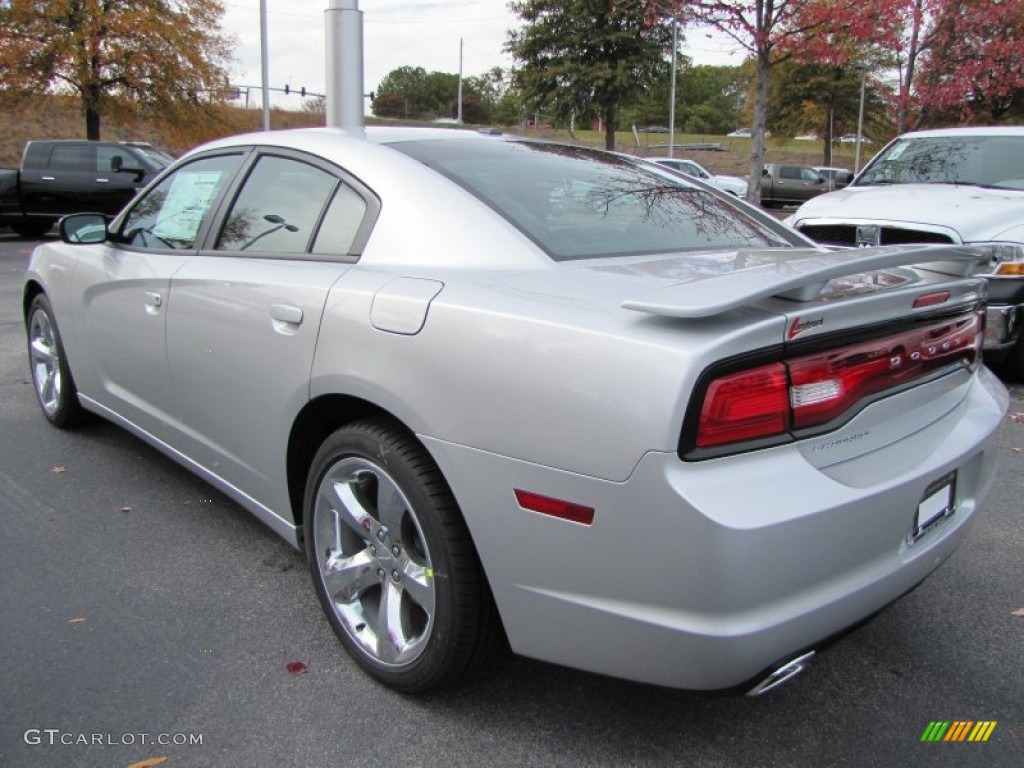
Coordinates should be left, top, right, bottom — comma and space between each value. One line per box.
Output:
23, 127, 1008, 694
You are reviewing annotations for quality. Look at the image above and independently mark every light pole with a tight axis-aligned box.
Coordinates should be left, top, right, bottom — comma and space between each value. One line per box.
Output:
854, 73, 866, 174
259, 0, 270, 130
668, 15, 678, 158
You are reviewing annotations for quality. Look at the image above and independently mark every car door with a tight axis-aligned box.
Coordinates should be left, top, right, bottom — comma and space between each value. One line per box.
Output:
94, 145, 151, 215
20, 142, 97, 216
69, 153, 245, 436
797, 166, 828, 201
163, 150, 377, 521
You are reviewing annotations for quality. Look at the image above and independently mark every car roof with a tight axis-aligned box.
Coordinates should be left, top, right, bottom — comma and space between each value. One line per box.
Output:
898, 126, 1024, 138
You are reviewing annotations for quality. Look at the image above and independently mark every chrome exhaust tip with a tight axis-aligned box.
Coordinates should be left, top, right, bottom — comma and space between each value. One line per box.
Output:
746, 650, 815, 697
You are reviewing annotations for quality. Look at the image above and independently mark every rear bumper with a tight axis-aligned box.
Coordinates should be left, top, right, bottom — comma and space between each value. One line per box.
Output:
984, 304, 1020, 356
423, 367, 1008, 690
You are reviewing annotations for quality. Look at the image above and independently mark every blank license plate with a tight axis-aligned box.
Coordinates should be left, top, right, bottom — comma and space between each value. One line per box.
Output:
914, 473, 956, 539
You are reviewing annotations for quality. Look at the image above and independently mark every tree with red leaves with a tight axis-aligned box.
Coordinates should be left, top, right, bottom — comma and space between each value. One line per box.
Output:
883, 0, 1024, 131
685, 1, 876, 203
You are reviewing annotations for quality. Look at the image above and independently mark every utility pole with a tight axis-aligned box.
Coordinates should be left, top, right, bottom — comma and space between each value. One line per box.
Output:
457, 38, 464, 123
668, 16, 678, 158
259, 0, 270, 130
855, 74, 866, 174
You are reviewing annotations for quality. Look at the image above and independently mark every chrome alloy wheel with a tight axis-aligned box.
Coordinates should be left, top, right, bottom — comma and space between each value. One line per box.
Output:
29, 308, 62, 416
312, 457, 436, 667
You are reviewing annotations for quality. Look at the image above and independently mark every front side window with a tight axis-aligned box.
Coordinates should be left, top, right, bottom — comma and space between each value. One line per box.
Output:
216, 156, 338, 253
120, 154, 242, 250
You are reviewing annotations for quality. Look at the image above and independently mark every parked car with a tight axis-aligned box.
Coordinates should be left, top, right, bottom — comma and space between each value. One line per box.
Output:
789, 126, 1024, 376
839, 134, 873, 144
727, 128, 752, 137
760, 163, 829, 207
25, 127, 1007, 695
814, 166, 854, 190
650, 156, 748, 197
641, 125, 670, 134
1, 139, 172, 237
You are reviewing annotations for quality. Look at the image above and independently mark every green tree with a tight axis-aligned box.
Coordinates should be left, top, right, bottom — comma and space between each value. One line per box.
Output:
507, 0, 674, 150
0, 0, 234, 141
372, 65, 490, 122
767, 61, 892, 164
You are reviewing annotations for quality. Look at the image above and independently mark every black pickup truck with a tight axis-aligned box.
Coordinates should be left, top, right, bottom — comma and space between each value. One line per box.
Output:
1, 139, 172, 237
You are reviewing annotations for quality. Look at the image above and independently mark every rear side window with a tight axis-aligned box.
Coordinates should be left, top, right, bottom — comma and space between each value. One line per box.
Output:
120, 154, 242, 250
49, 144, 95, 171
216, 156, 338, 253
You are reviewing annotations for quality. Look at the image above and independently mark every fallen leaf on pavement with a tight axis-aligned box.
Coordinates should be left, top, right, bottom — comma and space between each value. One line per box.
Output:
1012, 447, 1024, 454
1009, 412, 1024, 422
120, 506, 133, 513
286, 660, 308, 676
51, 465, 66, 474
69, 618, 86, 624
126, 758, 168, 768
1012, 608, 1024, 617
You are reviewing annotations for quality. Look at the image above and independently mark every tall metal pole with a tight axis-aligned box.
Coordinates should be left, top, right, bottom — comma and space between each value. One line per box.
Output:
854, 74, 866, 174
259, 0, 270, 130
457, 38, 464, 123
668, 16, 678, 158
325, 0, 365, 134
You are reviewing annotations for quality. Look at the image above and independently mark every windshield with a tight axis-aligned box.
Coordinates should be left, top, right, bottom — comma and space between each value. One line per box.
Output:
132, 146, 176, 169
393, 139, 791, 261
857, 135, 1024, 190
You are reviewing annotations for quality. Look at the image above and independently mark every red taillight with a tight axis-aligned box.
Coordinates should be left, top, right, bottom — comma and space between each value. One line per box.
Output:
692, 312, 981, 453
696, 363, 789, 448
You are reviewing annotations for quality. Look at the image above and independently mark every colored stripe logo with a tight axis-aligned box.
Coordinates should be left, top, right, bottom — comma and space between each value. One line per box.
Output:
921, 721, 997, 742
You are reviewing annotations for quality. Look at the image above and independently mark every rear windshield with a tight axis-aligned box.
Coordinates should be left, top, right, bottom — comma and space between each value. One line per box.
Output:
858, 135, 1024, 190
393, 139, 789, 261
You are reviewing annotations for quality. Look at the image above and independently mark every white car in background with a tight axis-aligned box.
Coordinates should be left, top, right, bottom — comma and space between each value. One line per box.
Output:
650, 157, 749, 197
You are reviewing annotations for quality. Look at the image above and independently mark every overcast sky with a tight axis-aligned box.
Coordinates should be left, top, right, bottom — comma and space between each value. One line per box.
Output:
222, 0, 745, 107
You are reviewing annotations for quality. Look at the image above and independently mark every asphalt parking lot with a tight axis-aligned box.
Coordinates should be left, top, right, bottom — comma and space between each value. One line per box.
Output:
1, 232, 1021, 768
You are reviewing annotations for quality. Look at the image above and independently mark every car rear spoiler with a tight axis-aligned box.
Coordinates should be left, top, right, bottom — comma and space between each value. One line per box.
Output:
621, 245, 989, 318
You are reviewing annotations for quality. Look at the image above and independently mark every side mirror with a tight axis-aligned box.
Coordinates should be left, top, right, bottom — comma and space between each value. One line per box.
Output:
59, 213, 109, 244
110, 155, 124, 172
818, 176, 826, 184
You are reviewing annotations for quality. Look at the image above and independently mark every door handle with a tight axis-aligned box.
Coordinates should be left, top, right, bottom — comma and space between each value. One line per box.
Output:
145, 291, 162, 307
270, 304, 303, 324
41, 176, 55, 181
95, 178, 110, 183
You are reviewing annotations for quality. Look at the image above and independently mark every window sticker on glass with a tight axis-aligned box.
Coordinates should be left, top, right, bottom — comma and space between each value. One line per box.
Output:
153, 172, 223, 243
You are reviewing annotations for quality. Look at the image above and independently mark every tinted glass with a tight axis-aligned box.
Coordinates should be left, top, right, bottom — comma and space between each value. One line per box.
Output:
49, 144, 95, 171
120, 154, 242, 250
96, 145, 132, 173
859, 135, 1024, 190
312, 184, 367, 256
217, 156, 338, 253
394, 139, 788, 261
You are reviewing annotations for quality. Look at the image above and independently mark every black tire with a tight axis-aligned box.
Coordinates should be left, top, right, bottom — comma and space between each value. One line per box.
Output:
12, 219, 54, 238
26, 294, 88, 428
304, 419, 498, 692
999, 335, 1024, 382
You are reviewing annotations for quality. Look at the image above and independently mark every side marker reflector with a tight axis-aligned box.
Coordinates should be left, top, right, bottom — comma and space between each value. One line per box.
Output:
514, 490, 595, 526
